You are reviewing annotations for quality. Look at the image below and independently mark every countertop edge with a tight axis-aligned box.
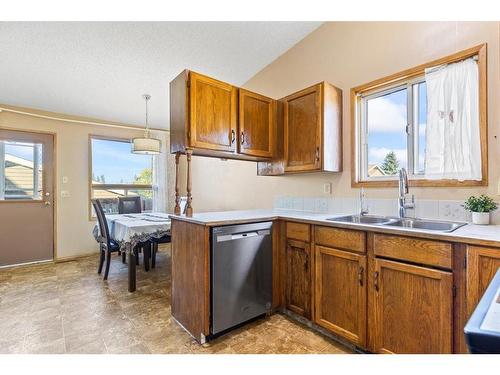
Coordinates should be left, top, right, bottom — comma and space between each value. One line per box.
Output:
169, 212, 500, 249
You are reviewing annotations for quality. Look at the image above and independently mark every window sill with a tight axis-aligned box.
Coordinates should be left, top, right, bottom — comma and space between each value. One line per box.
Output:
352, 178, 488, 188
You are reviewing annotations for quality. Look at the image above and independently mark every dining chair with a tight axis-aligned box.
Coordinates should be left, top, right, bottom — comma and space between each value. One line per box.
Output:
92, 199, 122, 280
118, 196, 142, 214
150, 234, 171, 269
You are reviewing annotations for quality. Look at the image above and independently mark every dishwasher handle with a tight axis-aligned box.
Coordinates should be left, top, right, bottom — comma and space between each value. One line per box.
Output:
216, 229, 270, 243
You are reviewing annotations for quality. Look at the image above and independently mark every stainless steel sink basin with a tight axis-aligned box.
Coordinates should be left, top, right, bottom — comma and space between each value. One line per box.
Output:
382, 218, 467, 232
326, 214, 466, 233
326, 215, 398, 225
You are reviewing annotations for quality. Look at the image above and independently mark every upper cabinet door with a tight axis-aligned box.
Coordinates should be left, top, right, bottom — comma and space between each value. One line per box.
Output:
238, 89, 276, 158
284, 84, 322, 172
189, 72, 237, 152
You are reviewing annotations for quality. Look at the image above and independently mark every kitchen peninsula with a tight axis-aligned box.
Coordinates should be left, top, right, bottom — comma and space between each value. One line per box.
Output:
169, 209, 500, 353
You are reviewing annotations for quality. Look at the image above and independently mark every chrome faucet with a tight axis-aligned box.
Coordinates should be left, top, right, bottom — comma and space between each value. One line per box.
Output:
359, 187, 369, 216
398, 168, 415, 218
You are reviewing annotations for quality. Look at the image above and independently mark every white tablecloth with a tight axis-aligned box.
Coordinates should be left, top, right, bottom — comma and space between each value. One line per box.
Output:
93, 212, 171, 251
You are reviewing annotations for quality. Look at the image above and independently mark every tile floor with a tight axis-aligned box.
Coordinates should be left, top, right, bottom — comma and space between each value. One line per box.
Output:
0, 245, 351, 354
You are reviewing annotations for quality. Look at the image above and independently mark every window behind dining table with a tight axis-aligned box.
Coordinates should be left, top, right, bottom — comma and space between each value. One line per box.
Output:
89, 136, 153, 218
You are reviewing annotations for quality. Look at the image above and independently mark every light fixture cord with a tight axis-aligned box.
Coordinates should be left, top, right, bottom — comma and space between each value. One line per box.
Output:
144, 95, 150, 138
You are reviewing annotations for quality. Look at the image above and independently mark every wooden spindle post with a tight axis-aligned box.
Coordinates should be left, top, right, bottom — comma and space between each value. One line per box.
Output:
174, 152, 181, 215
185, 148, 193, 217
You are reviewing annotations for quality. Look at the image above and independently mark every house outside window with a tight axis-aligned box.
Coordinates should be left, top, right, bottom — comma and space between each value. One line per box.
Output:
89, 136, 153, 217
0, 140, 43, 200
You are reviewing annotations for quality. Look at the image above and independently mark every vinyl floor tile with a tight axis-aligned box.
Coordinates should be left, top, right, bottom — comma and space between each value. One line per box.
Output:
0, 245, 352, 354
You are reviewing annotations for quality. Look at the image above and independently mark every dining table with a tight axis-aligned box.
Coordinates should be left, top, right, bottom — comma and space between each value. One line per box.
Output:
93, 212, 171, 292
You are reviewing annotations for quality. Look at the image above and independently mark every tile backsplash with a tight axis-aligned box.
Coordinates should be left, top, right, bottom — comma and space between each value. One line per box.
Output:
273, 196, 500, 225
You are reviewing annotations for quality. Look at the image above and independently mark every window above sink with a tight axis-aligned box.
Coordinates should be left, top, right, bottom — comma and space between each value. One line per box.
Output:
351, 44, 488, 188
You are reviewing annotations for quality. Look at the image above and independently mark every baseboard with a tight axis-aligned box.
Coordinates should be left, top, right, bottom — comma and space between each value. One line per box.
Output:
0, 259, 52, 270
55, 252, 97, 263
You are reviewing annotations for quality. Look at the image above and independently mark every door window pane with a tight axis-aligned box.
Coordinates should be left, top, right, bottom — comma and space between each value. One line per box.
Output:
1, 140, 43, 200
366, 88, 408, 177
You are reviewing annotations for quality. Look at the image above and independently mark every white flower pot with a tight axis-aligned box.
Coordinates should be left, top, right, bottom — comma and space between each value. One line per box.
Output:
472, 212, 490, 225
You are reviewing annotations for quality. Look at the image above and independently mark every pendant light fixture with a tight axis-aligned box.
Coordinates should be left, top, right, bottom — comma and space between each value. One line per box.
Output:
132, 94, 161, 154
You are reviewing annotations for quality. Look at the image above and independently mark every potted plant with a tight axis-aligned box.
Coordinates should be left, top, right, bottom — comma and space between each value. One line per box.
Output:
463, 195, 498, 225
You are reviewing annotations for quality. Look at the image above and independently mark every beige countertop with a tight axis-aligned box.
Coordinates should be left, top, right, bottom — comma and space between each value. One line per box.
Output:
169, 209, 500, 248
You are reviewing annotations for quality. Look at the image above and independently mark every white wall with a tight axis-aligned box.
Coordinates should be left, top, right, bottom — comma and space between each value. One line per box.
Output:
0, 105, 174, 259
183, 22, 500, 213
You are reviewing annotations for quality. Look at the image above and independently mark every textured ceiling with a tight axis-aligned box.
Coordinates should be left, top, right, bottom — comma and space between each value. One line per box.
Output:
0, 22, 321, 129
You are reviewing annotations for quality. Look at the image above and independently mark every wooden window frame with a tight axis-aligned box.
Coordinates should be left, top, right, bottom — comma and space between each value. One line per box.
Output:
351, 43, 488, 188
88, 134, 153, 220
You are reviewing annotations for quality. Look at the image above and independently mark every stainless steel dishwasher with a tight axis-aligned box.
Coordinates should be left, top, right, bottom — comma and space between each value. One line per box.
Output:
211, 221, 273, 335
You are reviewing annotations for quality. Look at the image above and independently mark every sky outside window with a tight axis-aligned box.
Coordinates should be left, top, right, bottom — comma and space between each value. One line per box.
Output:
4, 141, 36, 161
367, 88, 408, 175
365, 83, 427, 177
91, 139, 152, 184
417, 82, 427, 174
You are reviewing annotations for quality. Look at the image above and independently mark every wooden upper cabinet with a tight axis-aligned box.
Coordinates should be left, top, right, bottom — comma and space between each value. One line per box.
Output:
282, 82, 342, 173
239, 89, 276, 158
170, 70, 276, 161
466, 245, 500, 317
285, 238, 312, 319
189, 72, 237, 152
315, 246, 367, 347
284, 84, 322, 172
370, 258, 453, 354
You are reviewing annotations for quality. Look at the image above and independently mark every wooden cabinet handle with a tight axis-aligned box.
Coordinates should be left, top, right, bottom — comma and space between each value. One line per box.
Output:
231, 129, 235, 144
315, 147, 320, 162
374, 271, 379, 292
358, 266, 364, 286
240, 131, 245, 145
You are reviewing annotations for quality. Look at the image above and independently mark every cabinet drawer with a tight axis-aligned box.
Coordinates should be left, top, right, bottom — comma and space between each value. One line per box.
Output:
373, 234, 452, 269
286, 222, 310, 242
314, 226, 366, 254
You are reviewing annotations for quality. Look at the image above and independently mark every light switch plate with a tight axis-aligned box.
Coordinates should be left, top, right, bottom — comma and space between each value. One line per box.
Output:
323, 183, 332, 195
61, 191, 70, 198
62, 176, 69, 184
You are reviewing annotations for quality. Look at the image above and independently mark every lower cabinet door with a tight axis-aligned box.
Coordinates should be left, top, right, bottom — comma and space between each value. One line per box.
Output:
285, 239, 311, 319
370, 258, 453, 353
466, 245, 500, 318
314, 246, 367, 347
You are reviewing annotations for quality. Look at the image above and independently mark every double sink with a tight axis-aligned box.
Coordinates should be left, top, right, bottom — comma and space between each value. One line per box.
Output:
326, 214, 467, 233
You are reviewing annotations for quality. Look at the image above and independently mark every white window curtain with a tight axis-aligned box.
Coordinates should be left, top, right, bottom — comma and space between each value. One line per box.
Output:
152, 132, 168, 212
424, 57, 482, 181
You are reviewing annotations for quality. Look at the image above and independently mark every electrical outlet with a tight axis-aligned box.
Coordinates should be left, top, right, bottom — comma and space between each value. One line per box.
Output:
61, 190, 70, 198
62, 176, 69, 184
323, 183, 332, 195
